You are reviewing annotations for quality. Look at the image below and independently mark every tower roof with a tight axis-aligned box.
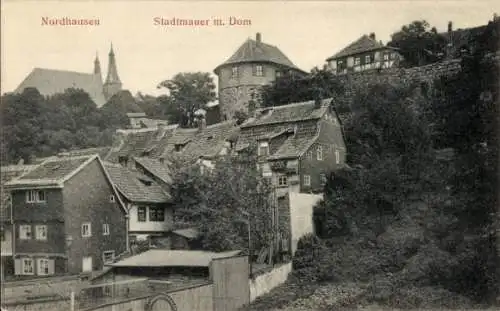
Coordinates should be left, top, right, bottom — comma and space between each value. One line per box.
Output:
105, 43, 121, 85
214, 33, 305, 74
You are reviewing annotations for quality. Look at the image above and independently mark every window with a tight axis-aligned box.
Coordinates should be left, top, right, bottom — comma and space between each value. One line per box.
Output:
335, 150, 340, 164
150, 207, 165, 222
365, 55, 371, 63
103, 251, 115, 264
258, 142, 269, 156
81, 223, 91, 237
278, 175, 288, 187
255, 65, 263, 76
320, 173, 327, 186
35, 225, 47, 240
37, 258, 51, 275
316, 146, 323, 160
276, 71, 282, 78
138, 206, 147, 222
303, 175, 311, 186
22, 258, 34, 275
19, 225, 31, 240
103, 224, 110, 236
26, 190, 46, 203
232, 66, 239, 78
354, 57, 361, 66
109, 195, 115, 203
383, 53, 389, 61
0, 229, 4, 242
306, 150, 313, 160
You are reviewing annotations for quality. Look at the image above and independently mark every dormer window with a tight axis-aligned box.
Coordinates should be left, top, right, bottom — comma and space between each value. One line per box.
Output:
258, 142, 269, 156
232, 66, 239, 78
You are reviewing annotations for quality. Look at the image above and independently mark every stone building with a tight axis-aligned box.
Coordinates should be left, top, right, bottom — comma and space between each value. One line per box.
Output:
326, 33, 402, 75
14, 44, 122, 107
214, 33, 307, 121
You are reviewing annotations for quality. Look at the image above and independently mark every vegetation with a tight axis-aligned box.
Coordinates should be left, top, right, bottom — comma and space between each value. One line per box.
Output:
387, 20, 448, 67
1, 88, 127, 164
243, 18, 499, 310
157, 72, 217, 127
168, 149, 282, 255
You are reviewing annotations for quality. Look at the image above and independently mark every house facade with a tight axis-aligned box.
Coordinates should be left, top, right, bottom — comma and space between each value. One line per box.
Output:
326, 33, 402, 75
4, 155, 128, 277
104, 162, 173, 247
214, 33, 307, 121
236, 98, 347, 196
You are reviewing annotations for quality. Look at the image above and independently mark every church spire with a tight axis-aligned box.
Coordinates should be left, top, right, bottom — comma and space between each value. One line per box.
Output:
103, 42, 122, 101
93, 52, 101, 76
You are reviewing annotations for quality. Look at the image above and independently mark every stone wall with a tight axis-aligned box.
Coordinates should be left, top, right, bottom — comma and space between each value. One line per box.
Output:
336, 59, 463, 99
248, 262, 292, 303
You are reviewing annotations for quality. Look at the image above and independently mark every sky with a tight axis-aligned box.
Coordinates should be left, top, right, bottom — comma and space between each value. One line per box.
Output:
2, 1, 499, 97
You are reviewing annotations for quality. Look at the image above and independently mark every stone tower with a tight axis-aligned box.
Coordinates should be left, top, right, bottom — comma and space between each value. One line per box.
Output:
103, 43, 122, 101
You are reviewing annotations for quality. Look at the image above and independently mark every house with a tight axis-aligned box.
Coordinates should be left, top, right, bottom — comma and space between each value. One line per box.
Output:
1, 164, 38, 279
326, 33, 402, 75
4, 154, 128, 277
126, 112, 169, 129
236, 98, 347, 196
214, 32, 307, 121
168, 227, 202, 250
103, 162, 173, 247
13, 45, 122, 107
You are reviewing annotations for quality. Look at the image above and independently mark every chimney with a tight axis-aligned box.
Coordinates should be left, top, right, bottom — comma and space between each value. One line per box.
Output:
369, 33, 376, 40
448, 21, 453, 32
256, 32, 262, 43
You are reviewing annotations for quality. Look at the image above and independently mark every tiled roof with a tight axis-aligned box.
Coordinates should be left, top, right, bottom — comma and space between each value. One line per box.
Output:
326, 35, 390, 60
241, 99, 331, 128
133, 157, 173, 185
179, 121, 240, 160
14, 68, 106, 107
268, 135, 318, 160
111, 249, 242, 267
5, 155, 95, 188
104, 162, 171, 203
215, 36, 304, 73
58, 147, 112, 160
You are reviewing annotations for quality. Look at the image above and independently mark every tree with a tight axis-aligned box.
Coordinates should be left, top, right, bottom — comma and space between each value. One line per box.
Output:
261, 69, 345, 108
169, 149, 279, 255
157, 72, 216, 128
388, 20, 448, 67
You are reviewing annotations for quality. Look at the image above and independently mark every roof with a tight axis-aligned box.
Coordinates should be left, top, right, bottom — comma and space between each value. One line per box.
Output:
111, 249, 242, 268
214, 34, 304, 73
104, 162, 171, 203
4, 155, 96, 188
172, 227, 200, 239
14, 68, 106, 107
133, 157, 173, 185
58, 147, 112, 160
267, 135, 318, 160
241, 99, 331, 128
326, 34, 393, 61
178, 121, 240, 160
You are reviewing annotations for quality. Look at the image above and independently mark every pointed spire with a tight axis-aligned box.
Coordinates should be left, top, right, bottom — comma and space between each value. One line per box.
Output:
103, 42, 122, 100
93, 51, 101, 75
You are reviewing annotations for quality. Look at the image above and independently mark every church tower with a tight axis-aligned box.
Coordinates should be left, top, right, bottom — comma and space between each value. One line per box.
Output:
103, 43, 122, 101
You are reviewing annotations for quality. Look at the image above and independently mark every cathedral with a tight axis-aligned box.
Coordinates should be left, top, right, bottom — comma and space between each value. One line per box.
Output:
14, 44, 122, 107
